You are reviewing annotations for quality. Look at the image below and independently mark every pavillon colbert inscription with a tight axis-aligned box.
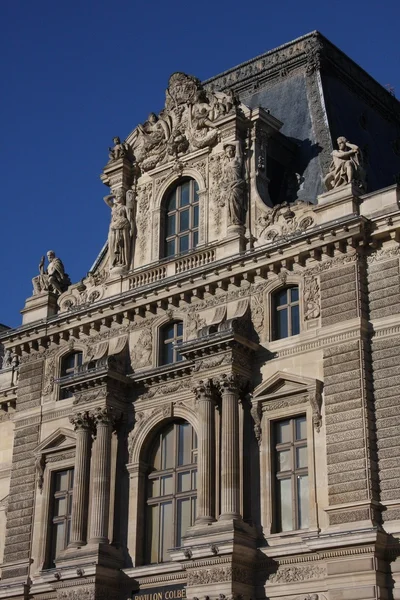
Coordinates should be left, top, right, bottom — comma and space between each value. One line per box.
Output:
132, 584, 186, 600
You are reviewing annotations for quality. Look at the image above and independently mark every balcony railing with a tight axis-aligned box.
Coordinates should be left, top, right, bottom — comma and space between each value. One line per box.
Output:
175, 249, 215, 274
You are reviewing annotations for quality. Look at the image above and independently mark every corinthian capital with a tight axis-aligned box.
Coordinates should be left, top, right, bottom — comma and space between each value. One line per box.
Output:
91, 406, 115, 427
215, 373, 248, 394
69, 411, 93, 431
193, 379, 213, 401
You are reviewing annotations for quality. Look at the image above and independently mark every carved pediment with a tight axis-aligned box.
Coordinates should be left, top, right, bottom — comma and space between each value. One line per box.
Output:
251, 372, 323, 443
256, 200, 316, 244
126, 72, 240, 173
34, 427, 76, 457
253, 371, 318, 400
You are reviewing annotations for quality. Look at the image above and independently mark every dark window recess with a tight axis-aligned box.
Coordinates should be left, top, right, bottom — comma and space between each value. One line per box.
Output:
163, 179, 199, 258
48, 468, 74, 567
160, 321, 184, 365
272, 287, 300, 341
267, 156, 287, 205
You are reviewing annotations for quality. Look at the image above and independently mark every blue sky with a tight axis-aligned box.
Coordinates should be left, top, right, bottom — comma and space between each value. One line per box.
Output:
1, 0, 399, 328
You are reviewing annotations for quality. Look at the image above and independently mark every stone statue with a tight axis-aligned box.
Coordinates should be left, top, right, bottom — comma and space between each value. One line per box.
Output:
324, 137, 366, 191
221, 141, 247, 226
108, 136, 129, 162
104, 189, 133, 270
1, 349, 12, 369
32, 251, 70, 295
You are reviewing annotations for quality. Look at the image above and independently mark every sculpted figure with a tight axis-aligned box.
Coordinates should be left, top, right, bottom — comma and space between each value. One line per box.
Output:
324, 137, 366, 190
108, 136, 129, 162
104, 189, 133, 270
32, 251, 70, 295
1, 349, 12, 369
137, 113, 170, 150
221, 141, 247, 226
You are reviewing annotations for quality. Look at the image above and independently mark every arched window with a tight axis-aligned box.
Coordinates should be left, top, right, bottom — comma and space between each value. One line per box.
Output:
163, 178, 199, 257
272, 286, 300, 340
159, 321, 183, 365
145, 421, 197, 563
59, 351, 83, 399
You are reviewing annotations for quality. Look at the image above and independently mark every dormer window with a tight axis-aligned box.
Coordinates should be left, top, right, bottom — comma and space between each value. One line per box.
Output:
163, 179, 199, 258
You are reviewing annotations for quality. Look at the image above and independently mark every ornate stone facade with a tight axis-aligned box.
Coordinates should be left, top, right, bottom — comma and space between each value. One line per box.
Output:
1, 31, 400, 600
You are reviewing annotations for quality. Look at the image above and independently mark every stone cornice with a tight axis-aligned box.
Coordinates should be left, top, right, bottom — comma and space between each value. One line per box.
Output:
1, 214, 365, 350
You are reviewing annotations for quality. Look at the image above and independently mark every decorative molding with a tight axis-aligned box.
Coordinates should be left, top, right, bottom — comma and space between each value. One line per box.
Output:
268, 564, 326, 584
303, 275, 320, 321
187, 565, 253, 586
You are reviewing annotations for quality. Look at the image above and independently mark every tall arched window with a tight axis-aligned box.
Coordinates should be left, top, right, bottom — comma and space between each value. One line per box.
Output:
159, 321, 183, 365
163, 178, 199, 257
145, 421, 197, 563
272, 286, 300, 340
59, 351, 83, 399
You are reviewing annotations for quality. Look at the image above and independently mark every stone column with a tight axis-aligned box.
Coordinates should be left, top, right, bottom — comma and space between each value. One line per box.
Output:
69, 411, 93, 547
194, 380, 215, 524
218, 373, 241, 520
88, 407, 114, 544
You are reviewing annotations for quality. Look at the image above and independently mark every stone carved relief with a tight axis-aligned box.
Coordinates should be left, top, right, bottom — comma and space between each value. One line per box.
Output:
136, 182, 153, 261
209, 152, 225, 235
130, 327, 153, 369
268, 564, 326, 583
58, 279, 104, 313
187, 565, 252, 586
141, 378, 192, 400
132, 73, 237, 173
193, 353, 232, 373
303, 276, 320, 320
324, 137, 366, 191
186, 309, 207, 341
257, 201, 315, 242
367, 247, 400, 263
250, 292, 265, 339
43, 356, 56, 395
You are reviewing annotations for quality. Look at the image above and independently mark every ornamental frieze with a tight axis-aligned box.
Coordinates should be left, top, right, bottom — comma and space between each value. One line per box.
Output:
187, 565, 253, 586
267, 564, 326, 584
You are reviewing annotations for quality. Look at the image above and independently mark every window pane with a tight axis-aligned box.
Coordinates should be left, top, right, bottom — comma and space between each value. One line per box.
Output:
161, 475, 173, 496
148, 478, 159, 498
163, 324, 175, 340
152, 440, 161, 471
76, 353, 83, 367
277, 450, 291, 472
160, 502, 173, 561
178, 423, 192, 466
296, 446, 308, 469
291, 304, 300, 336
276, 420, 291, 444
193, 230, 199, 248
177, 498, 191, 547
162, 427, 175, 470
179, 235, 189, 253
176, 322, 183, 337
192, 470, 197, 490
54, 497, 67, 517
178, 471, 191, 492
295, 416, 307, 440
276, 308, 288, 339
52, 522, 65, 560
167, 214, 176, 236
179, 209, 190, 232
193, 180, 199, 196
278, 478, 293, 532
54, 471, 69, 492
180, 182, 190, 206
147, 504, 159, 564
290, 287, 299, 302
193, 205, 199, 227
167, 190, 176, 211
297, 474, 309, 529
192, 496, 197, 524
165, 239, 175, 257
162, 341, 174, 365
275, 289, 288, 307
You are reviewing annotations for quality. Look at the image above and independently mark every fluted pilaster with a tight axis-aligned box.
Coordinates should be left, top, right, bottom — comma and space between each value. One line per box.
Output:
68, 411, 93, 547
194, 379, 215, 524
218, 373, 241, 520
88, 407, 114, 544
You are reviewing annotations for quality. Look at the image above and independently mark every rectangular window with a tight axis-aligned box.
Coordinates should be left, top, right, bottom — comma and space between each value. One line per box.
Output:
273, 416, 308, 532
48, 468, 74, 567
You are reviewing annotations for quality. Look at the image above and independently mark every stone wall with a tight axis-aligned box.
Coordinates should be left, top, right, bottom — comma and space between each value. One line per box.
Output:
1, 360, 43, 579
